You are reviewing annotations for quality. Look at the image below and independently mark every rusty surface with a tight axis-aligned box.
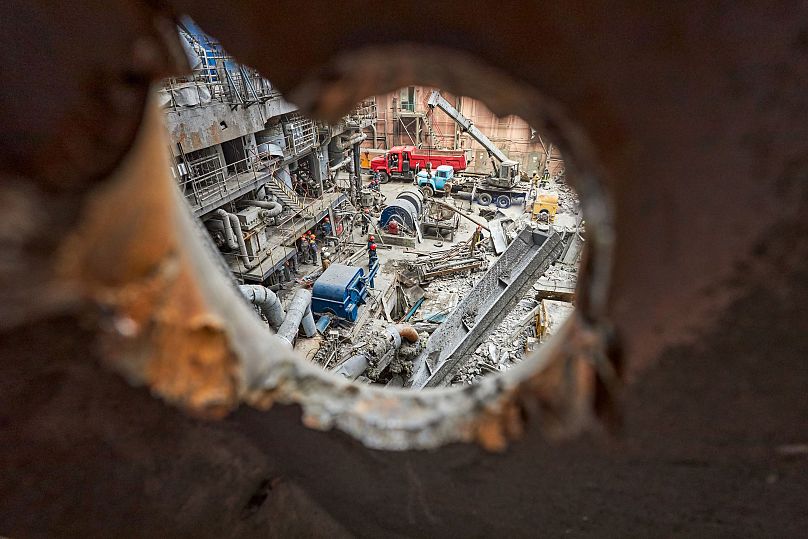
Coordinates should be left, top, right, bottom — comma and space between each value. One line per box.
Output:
1, 0, 807, 536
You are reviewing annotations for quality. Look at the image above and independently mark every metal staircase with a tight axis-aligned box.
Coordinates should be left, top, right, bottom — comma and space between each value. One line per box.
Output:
264, 173, 303, 213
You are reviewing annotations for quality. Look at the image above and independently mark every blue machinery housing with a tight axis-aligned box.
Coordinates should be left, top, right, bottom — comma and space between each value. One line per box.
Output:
311, 261, 379, 322
378, 191, 423, 230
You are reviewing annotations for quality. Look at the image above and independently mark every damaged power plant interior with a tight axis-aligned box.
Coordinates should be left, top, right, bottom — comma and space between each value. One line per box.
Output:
1, 2, 807, 537
162, 20, 579, 387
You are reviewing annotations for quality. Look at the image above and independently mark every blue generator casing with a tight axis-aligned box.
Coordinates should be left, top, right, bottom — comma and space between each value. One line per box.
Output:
311, 263, 368, 322
379, 198, 418, 230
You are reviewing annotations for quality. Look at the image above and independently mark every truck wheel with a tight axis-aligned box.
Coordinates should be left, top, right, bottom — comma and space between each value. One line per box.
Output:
378, 171, 389, 184
478, 192, 492, 206
496, 195, 512, 208
420, 185, 435, 197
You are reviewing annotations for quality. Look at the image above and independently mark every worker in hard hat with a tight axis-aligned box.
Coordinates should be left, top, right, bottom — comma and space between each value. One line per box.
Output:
322, 216, 332, 237
368, 242, 378, 267
300, 237, 310, 264
321, 249, 331, 271
367, 234, 375, 251
309, 239, 319, 266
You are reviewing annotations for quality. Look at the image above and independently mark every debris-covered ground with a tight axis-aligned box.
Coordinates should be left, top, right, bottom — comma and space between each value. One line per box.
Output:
453, 294, 538, 384
319, 173, 581, 387
552, 174, 580, 215
449, 173, 581, 386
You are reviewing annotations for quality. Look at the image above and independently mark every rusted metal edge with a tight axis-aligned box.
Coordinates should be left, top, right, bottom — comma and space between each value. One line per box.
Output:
43, 44, 618, 451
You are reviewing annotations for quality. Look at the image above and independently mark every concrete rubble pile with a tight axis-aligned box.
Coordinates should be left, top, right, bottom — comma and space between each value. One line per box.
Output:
550, 174, 579, 214
453, 260, 578, 385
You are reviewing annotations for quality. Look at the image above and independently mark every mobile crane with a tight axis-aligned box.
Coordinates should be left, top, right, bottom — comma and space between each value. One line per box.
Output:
418, 90, 529, 208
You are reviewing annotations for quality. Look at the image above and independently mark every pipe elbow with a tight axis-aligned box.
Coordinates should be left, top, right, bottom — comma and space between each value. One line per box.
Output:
396, 323, 419, 343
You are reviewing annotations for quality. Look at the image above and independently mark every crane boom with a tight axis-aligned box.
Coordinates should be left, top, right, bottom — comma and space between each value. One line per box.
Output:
427, 90, 509, 164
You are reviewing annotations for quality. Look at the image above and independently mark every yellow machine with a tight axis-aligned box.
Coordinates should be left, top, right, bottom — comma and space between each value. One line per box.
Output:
531, 193, 559, 223
360, 149, 387, 170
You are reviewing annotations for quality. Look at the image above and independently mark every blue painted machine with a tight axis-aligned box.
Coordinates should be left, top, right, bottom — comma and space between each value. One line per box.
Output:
311, 261, 379, 322
379, 193, 420, 231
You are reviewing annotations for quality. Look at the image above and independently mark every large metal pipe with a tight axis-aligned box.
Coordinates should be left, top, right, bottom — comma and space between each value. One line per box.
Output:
226, 213, 255, 268
346, 132, 366, 147
239, 199, 283, 217
332, 354, 368, 380
329, 156, 352, 172
301, 303, 317, 338
331, 324, 416, 381
368, 124, 377, 149
277, 288, 314, 346
215, 209, 238, 250
238, 285, 285, 329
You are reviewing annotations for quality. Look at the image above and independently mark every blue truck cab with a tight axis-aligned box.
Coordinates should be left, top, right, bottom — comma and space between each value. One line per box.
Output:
416, 164, 454, 196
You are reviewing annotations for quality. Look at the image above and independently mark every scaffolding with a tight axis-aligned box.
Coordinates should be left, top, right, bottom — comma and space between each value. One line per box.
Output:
161, 28, 281, 111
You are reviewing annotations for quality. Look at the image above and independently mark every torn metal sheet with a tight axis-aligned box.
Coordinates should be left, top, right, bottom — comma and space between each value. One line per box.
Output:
488, 217, 511, 254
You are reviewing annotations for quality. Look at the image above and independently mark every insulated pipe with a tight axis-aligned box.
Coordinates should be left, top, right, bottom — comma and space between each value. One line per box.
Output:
384, 325, 403, 350
332, 324, 415, 380
301, 304, 317, 338
332, 354, 368, 380
238, 285, 285, 329
368, 124, 377, 149
277, 288, 313, 346
329, 156, 352, 172
227, 212, 254, 268
346, 132, 367, 147
215, 209, 238, 250
239, 199, 283, 217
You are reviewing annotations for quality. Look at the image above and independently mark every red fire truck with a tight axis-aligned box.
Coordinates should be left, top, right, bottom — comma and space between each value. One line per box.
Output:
369, 145, 468, 183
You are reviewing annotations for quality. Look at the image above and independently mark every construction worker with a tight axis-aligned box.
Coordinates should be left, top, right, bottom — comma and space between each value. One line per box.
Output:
361, 208, 370, 234
321, 249, 331, 271
471, 224, 483, 252
367, 234, 375, 251
322, 216, 332, 236
308, 236, 316, 263
299, 237, 310, 264
368, 242, 378, 267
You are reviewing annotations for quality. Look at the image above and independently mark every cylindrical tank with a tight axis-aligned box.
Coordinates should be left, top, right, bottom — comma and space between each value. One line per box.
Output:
397, 190, 423, 215
379, 198, 418, 230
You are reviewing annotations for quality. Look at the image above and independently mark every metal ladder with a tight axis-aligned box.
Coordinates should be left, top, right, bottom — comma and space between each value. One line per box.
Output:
422, 112, 447, 149
264, 173, 303, 212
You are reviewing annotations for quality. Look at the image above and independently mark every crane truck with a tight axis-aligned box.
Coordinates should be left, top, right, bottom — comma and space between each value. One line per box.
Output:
420, 90, 530, 208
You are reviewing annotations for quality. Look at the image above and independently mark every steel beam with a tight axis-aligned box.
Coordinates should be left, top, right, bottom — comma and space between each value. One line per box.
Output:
409, 227, 564, 388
